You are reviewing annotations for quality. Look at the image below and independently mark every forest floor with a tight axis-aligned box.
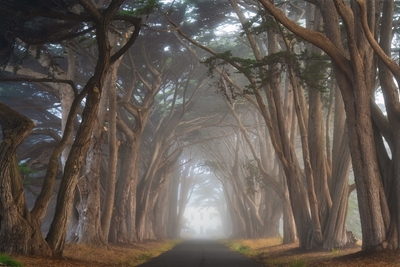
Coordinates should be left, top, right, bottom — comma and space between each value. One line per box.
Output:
6, 238, 400, 266
223, 238, 400, 266
10, 240, 180, 267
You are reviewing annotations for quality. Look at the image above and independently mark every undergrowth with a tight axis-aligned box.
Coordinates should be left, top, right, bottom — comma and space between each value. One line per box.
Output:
289, 259, 307, 267
0, 254, 23, 267
232, 244, 251, 254
63, 239, 181, 266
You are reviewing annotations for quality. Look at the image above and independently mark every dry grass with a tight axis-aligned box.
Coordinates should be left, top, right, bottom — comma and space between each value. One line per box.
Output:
8, 238, 400, 266
222, 237, 282, 257
222, 238, 400, 267
12, 239, 180, 267
224, 237, 283, 249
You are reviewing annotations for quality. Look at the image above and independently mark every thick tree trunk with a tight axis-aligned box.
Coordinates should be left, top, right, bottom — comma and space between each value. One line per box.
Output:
344, 82, 388, 250
46, 78, 104, 256
0, 102, 51, 255
74, 126, 107, 246
335, 0, 388, 250
152, 191, 168, 240
323, 87, 352, 249
110, 141, 139, 243
73, 68, 112, 246
45, 3, 142, 253
375, 0, 399, 249
258, 0, 391, 251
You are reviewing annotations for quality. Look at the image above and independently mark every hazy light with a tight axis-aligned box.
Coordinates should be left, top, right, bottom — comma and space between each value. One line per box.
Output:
215, 24, 240, 35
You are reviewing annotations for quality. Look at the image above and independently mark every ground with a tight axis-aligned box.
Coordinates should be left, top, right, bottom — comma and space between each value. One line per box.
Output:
10, 240, 179, 267
255, 242, 400, 266
6, 238, 400, 266
223, 238, 400, 266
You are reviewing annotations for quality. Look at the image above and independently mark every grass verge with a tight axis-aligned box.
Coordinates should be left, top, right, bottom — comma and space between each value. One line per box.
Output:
0, 254, 24, 267
66, 239, 180, 266
220, 238, 369, 267
13, 239, 181, 267
222, 237, 282, 257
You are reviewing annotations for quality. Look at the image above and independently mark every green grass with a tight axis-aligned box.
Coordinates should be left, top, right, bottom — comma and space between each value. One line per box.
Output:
331, 247, 340, 256
134, 252, 153, 261
231, 244, 251, 255
289, 259, 307, 267
0, 254, 23, 267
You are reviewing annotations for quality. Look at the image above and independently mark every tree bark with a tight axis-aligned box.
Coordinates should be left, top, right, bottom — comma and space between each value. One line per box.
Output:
323, 87, 352, 249
0, 102, 51, 255
46, 77, 103, 256
258, 0, 390, 251
45, 1, 141, 255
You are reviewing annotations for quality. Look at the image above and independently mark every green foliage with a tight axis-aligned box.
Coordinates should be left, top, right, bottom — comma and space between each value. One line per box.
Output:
0, 254, 23, 267
200, 5, 332, 97
295, 51, 331, 92
331, 248, 340, 256
18, 163, 36, 175
202, 50, 234, 76
231, 244, 251, 255
289, 259, 307, 267
243, 160, 262, 195
135, 252, 153, 261
120, 0, 161, 17
214, 71, 239, 104
203, 47, 332, 99
242, 10, 282, 36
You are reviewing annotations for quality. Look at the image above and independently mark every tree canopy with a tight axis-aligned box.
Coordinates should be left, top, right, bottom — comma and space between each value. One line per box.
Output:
1, 0, 400, 258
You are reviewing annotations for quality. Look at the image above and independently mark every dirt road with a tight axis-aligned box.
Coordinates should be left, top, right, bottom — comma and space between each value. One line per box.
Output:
137, 239, 265, 267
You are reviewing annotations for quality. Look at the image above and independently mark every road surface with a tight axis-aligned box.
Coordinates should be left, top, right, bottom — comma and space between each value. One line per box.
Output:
137, 239, 266, 267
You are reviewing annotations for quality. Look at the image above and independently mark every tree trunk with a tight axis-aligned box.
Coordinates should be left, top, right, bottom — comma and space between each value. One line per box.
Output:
323, 86, 352, 249
281, 179, 297, 244
73, 66, 113, 246
74, 125, 107, 245
257, 0, 390, 251
152, 190, 168, 240
60, 46, 76, 169
262, 189, 283, 238
375, 0, 399, 249
0, 102, 51, 255
45, 1, 142, 253
46, 78, 104, 256
101, 67, 120, 241
99, 30, 131, 241
166, 170, 180, 238
109, 140, 139, 243
228, 0, 316, 247
306, 56, 332, 234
